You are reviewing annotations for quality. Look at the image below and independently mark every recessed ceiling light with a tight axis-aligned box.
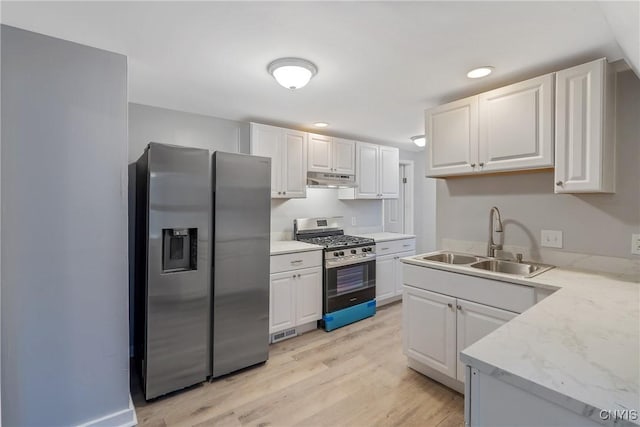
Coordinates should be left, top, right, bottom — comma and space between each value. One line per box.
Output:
410, 135, 426, 147
267, 58, 318, 90
467, 66, 494, 79
313, 122, 329, 128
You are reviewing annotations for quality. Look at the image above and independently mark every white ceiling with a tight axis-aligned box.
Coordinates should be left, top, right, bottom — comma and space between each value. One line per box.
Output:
1, 1, 633, 150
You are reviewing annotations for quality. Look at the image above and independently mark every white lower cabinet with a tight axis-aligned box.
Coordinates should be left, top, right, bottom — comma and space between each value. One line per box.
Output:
295, 267, 323, 325
269, 271, 296, 333
455, 299, 516, 382
403, 286, 457, 378
270, 266, 322, 334
376, 255, 396, 302
402, 264, 531, 391
375, 238, 415, 306
269, 249, 322, 339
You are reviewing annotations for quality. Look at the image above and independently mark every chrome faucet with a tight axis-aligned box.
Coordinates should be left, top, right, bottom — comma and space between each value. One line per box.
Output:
488, 206, 503, 257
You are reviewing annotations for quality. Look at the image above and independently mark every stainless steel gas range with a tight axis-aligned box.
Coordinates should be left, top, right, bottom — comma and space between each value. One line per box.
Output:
294, 217, 376, 331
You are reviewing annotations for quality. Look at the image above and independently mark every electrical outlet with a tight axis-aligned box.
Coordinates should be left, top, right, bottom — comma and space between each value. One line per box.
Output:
632, 234, 640, 255
351, 216, 357, 226
541, 230, 563, 248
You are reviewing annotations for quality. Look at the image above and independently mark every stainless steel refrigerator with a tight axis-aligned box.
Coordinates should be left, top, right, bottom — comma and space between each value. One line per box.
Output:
211, 151, 271, 378
135, 143, 211, 400
135, 145, 271, 399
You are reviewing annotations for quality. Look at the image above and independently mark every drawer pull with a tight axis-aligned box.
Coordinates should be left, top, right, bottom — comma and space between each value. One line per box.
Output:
380, 247, 390, 251
402, 244, 411, 247
290, 259, 303, 265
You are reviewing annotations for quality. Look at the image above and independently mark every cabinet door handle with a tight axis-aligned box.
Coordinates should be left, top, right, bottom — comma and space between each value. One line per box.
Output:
283, 191, 287, 195
479, 162, 484, 167
297, 274, 301, 278
447, 303, 453, 309
457, 304, 462, 310
278, 191, 282, 195
470, 163, 476, 168
556, 181, 563, 186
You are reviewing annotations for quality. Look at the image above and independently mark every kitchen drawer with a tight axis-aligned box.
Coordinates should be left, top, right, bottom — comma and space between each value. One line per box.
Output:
271, 250, 322, 274
376, 238, 416, 256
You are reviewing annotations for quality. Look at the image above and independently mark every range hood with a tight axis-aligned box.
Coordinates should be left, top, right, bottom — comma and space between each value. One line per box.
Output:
307, 171, 357, 188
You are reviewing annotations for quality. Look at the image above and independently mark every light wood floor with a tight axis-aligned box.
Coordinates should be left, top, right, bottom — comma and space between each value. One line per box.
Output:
132, 302, 464, 427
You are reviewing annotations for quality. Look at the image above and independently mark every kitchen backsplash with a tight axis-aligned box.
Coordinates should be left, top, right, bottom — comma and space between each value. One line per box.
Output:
441, 238, 640, 277
270, 188, 384, 240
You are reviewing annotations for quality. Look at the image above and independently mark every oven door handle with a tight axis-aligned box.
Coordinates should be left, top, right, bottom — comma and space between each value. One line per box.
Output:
325, 254, 376, 268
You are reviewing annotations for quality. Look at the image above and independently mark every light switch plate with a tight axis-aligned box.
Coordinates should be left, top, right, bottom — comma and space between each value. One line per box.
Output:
541, 230, 563, 248
632, 234, 640, 255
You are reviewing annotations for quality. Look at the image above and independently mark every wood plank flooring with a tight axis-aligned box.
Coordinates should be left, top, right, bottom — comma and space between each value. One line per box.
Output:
132, 302, 464, 427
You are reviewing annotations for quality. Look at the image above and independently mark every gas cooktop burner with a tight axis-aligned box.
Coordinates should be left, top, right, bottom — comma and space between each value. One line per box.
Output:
298, 234, 374, 250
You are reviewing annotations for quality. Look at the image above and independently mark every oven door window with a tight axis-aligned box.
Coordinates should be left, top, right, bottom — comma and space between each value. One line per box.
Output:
327, 261, 375, 298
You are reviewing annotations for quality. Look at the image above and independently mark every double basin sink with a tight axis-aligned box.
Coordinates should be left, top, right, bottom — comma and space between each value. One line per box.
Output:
419, 252, 553, 278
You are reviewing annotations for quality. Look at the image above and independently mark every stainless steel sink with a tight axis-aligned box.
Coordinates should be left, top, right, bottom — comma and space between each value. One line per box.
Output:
421, 253, 484, 265
469, 259, 553, 278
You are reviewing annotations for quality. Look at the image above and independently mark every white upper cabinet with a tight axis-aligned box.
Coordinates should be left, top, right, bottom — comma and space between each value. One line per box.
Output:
555, 58, 615, 193
307, 133, 332, 173
379, 145, 400, 198
251, 123, 282, 195
478, 73, 554, 172
340, 142, 399, 199
333, 137, 356, 175
250, 123, 307, 198
283, 129, 307, 198
426, 75, 553, 178
307, 134, 356, 175
357, 141, 382, 198
426, 96, 478, 177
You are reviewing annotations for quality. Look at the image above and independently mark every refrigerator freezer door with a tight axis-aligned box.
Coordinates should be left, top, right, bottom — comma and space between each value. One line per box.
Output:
212, 152, 271, 377
143, 143, 211, 399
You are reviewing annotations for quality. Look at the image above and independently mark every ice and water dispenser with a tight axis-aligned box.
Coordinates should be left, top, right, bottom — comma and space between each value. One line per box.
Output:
162, 228, 197, 272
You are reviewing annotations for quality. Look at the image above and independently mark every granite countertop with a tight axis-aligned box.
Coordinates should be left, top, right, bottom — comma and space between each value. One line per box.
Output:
403, 252, 640, 426
270, 240, 323, 256
354, 232, 416, 242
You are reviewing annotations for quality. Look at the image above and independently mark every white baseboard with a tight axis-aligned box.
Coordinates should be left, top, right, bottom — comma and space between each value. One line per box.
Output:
77, 394, 137, 427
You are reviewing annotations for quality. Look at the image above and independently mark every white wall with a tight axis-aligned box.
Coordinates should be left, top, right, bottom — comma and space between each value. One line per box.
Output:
399, 150, 437, 253
1, 26, 133, 426
435, 69, 640, 260
271, 189, 383, 239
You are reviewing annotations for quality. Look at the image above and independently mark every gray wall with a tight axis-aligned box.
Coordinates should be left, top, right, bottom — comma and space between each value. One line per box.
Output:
1, 26, 131, 426
436, 69, 640, 259
128, 103, 249, 162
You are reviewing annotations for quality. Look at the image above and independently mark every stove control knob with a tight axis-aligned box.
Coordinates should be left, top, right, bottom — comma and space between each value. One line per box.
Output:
339, 251, 344, 256
366, 247, 373, 252
351, 249, 357, 254
333, 252, 339, 256
362, 248, 367, 253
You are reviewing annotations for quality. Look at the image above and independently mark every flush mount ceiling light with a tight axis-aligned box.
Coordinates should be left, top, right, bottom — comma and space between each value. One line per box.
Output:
467, 66, 494, 79
411, 135, 426, 148
268, 58, 318, 90
313, 122, 329, 128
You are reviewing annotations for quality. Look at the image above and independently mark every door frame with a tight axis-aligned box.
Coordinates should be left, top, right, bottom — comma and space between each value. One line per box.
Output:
400, 160, 415, 235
